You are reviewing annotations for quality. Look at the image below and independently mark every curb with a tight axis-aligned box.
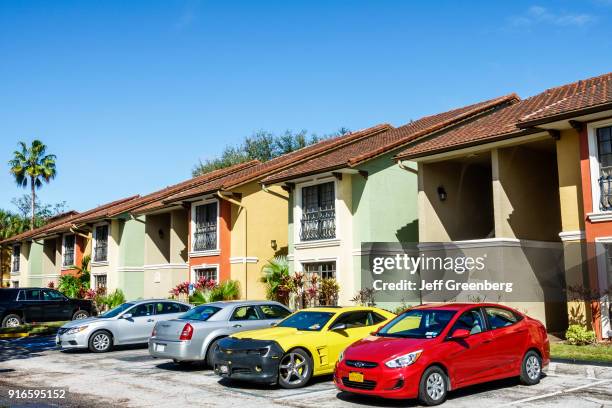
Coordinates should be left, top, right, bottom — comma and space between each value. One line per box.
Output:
551, 357, 612, 367
0, 333, 29, 339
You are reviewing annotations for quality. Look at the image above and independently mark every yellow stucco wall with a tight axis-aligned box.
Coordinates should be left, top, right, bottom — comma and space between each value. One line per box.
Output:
556, 129, 585, 233
229, 182, 289, 300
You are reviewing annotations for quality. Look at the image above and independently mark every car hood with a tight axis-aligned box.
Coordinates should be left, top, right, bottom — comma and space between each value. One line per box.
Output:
231, 326, 304, 341
345, 335, 436, 360
60, 317, 107, 329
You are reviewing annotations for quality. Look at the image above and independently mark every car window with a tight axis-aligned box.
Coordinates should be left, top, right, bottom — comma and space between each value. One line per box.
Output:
130, 303, 155, 317
178, 303, 191, 312
42, 289, 65, 301
277, 311, 334, 331
156, 302, 185, 315
179, 305, 221, 321
379, 309, 456, 339
24, 289, 41, 301
331, 311, 373, 329
485, 307, 520, 329
451, 309, 486, 335
369, 312, 387, 325
231, 306, 260, 321
0, 290, 18, 302
259, 304, 291, 319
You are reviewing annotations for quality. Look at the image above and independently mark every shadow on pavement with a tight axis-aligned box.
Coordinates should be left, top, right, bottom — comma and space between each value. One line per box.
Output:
0, 336, 57, 362
155, 361, 209, 372
217, 374, 335, 391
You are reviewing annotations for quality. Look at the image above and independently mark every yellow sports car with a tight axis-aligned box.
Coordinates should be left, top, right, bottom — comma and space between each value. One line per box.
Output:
212, 306, 395, 388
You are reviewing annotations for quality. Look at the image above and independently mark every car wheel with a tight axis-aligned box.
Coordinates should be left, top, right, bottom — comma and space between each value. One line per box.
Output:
418, 366, 448, 406
72, 310, 89, 320
1, 314, 22, 328
278, 348, 313, 389
520, 351, 542, 385
206, 337, 224, 368
88, 330, 113, 353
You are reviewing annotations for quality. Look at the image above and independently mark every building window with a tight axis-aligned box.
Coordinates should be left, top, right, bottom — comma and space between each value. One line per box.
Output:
93, 224, 109, 262
193, 202, 218, 252
597, 126, 612, 211
12, 281, 19, 288
94, 275, 107, 289
194, 267, 218, 283
11, 245, 20, 272
303, 261, 336, 279
62, 235, 76, 267
299, 182, 336, 241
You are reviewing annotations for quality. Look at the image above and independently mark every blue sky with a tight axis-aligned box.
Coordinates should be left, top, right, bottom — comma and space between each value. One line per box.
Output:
1, 0, 611, 212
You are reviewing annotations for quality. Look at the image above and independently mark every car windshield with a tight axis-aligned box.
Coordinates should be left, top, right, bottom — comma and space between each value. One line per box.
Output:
99, 303, 135, 318
378, 309, 456, 339
277, 311, 334, 331
179, 305, 221, 321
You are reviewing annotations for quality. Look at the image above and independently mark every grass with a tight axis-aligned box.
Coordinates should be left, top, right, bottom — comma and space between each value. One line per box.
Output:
550, 342, 612, 364
0, 321, 67, 336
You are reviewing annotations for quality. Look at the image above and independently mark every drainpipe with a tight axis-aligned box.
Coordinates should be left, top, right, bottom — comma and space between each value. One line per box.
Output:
216, 191, 248, 299
397, 160, 418, 175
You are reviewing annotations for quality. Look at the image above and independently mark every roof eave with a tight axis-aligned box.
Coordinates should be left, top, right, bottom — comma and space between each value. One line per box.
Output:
517, 102, 612, 128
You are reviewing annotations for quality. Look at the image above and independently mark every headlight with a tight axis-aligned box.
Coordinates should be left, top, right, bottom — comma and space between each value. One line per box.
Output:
384, 350, 423, 368
66, 326, 88, 335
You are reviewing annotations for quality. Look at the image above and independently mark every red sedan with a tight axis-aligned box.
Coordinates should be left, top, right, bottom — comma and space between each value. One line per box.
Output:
334, 303, 549, 406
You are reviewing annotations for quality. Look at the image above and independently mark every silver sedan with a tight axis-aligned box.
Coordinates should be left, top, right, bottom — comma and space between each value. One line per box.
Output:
56, 299, 192, 353
149, 300, 291, 366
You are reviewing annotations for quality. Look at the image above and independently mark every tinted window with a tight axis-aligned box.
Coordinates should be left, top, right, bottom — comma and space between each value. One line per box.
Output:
130, 303, 155, 317
451, 309, 486, 335
156, 302, 186, 315
379, 309, 456, 339
231, 306, 260, 321
370, 312, 387, 325
179, 305, 221, 321
99, 303, 134, 318
24, 289, 41, 301
485, 307, 520, 329
42, 290, 65, 301
331, 311, 375, 329
259, 304, 291, 319
277, 311, 334, 331
0, 290, 18, 302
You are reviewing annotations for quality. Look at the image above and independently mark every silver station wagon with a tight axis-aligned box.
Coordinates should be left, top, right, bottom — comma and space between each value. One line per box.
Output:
57, 299, 192, 353
149, 300, 291, 366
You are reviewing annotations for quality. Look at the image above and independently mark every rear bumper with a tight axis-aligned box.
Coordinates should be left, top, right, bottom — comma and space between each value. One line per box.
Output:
212, 338, 284, 384
148, 338, 202, 361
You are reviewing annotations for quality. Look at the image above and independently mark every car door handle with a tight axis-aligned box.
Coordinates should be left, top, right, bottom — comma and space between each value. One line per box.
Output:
147, 319, 155, 323
233, 324, 242, 328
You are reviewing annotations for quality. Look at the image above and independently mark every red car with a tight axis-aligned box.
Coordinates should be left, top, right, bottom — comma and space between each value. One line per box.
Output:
334, 303, 549, 406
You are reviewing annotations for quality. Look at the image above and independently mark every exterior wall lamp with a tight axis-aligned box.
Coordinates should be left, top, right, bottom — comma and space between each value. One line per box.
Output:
270, 240, 277, 250
437, 186, 447, 202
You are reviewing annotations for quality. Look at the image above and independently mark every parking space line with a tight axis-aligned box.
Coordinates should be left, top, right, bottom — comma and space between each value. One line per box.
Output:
499, 379, 612, 406
274, 387, 338, 400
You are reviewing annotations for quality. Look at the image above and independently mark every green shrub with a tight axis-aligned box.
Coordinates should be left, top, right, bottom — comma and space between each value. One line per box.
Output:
565, 324, 596, 346
188, 280, 240, 305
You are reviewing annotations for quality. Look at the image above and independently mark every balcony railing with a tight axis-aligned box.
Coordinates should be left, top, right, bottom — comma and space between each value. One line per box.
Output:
94, 245, 108, 262
63, 251, 75, 267
600, 175, 612, 211
12, 259, 20, 273
193, 222, 217, 251
299, 207, 336, 241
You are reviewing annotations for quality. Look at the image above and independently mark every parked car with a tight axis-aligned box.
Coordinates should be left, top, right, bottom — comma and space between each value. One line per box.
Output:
212, 306, 395, 388
0, 288, 95, 328
56, 299, 191, 352
149, 300, 292, 367
334, 303, 550, 406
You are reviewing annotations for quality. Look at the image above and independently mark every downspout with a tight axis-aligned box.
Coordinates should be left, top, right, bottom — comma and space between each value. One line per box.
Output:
397, 160, 418, 175
216, 191, 248, 299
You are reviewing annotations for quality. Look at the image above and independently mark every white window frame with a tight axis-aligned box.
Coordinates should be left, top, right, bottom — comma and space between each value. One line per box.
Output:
593, 237, 612, 338
190, 263, 219, 283
301, 260, 337, 280
11, 244, 20, 273
587, 119, 612, 216
189, 199, 220, 256
93, 273, 108, 290
61, 233, 76, 269
92, 222, 110, 264
294, 177, 340, 244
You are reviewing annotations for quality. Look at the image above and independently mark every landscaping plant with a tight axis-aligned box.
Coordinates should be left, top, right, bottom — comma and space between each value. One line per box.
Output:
565, 324, 596, 346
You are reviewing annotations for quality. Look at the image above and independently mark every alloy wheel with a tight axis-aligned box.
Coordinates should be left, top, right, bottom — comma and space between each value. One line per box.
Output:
426, 372, 445, 401
5, 317, 20, 328
279, 352, 309, 385
526, 355, 541, 380
74, 312, 88, 320
92, 333, 110, 351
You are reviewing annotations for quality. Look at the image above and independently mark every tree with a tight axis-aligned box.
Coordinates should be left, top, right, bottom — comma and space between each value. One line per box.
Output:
8, 140, 57, 229
11, 194, 67, 223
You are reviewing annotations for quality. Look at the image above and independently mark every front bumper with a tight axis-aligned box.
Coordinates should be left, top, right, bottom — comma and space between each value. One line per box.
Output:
148, 338, 203, 361
212, 337, 284, 384
334, 359, 421, 399
56, 331, 89, 350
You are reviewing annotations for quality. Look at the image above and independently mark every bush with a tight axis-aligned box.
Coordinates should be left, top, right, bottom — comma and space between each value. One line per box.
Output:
565, 324, 596, 346
188, 280, 241, 305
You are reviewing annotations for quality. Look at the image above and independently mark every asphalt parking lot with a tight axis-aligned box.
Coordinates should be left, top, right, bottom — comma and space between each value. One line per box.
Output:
0, 336, 611, 408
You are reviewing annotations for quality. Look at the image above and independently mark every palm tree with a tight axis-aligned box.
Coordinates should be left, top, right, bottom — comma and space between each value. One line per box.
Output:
8, 140, 57, 229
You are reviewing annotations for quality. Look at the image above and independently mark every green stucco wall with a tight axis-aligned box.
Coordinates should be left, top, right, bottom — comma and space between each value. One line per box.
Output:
118, 216, 145, 301
28, 241, 44, 287
119, 270, 144, 300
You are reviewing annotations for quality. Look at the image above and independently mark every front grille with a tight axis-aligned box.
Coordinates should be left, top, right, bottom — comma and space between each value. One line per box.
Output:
232, 367, 251, 374
342, 377, 377, 390
345, 360, 378, 368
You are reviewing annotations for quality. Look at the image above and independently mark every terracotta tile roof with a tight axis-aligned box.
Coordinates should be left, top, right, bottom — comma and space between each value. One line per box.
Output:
398, 72, 612, 159
261, 94, 518, 184
0, 211, 81, 245
161, 124, 393, 203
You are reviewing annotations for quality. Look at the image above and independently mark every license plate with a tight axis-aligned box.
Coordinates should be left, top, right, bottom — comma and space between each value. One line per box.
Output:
219, 365, 229, 374
155, 344, 166, 352
349, 372, 364, 382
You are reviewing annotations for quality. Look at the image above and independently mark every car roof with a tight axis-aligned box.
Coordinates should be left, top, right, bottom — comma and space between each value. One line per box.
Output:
206, 300, 285, 307
300, 306, 383, 313
409, 303, 515, 311
126, 299, 191, 305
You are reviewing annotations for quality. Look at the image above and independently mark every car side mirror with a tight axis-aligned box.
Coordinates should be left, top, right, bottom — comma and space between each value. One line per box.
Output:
331, 323, 347, 331
449, 328, 470, 340
122, 313, 133, 320
370, 327, 381, 336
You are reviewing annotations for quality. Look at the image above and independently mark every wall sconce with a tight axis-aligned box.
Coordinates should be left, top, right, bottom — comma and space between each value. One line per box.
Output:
437, 186, 447, 202
270, 240, 277, 250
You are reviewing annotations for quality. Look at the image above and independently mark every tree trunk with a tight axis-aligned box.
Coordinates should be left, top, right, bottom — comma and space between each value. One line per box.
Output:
30, 179, 35, 230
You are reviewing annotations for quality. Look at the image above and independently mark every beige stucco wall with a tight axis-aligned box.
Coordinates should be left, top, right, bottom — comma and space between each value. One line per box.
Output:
170, 209, 188, 264
556, 129, 585, 233
145, 213, 171, 265
91, 219, 121, 292
143, 267, 189, 298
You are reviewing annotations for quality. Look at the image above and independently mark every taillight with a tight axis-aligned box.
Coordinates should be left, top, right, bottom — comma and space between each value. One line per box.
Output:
179, 323, 193, 341
151, 327, 157, 337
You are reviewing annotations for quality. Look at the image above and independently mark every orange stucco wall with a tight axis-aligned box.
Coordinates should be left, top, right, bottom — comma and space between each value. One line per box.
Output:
60, 234, 86, 277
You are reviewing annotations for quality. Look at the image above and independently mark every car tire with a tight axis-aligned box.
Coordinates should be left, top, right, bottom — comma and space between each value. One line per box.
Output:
1, 314, 22, 328
520, 350, 542, 385
72, 310, 89, 321
205, 337, 224, 368
418, 366, 448, 406
88, 330, 113, 353
278, 348, 313, 389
